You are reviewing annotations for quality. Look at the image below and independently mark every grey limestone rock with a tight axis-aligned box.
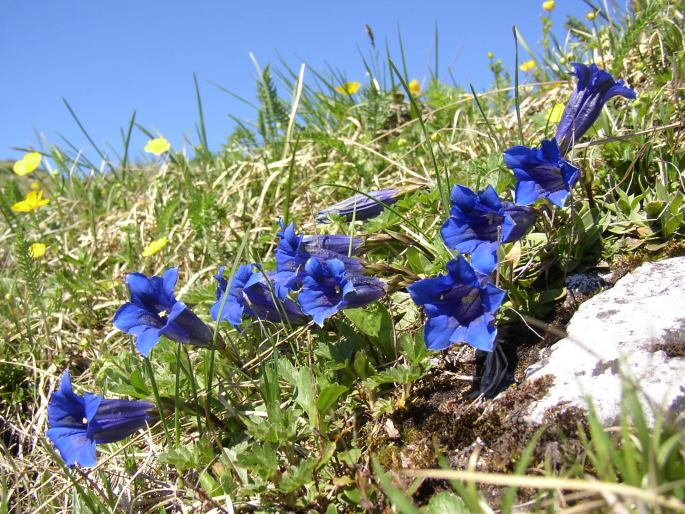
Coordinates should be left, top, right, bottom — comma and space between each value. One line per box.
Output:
525, 257, 685, 426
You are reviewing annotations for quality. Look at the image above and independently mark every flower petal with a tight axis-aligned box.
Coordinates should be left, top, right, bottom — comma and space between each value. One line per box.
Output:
464, 314, 497, 352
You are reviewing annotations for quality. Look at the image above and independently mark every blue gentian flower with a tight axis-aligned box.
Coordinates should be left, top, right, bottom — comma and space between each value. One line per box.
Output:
211, 265, 307, 327
317, 189, 399, 222
408, 255, 505, 352
297, 257, 386, 326
302, 234, 363, 256
275, 221, 364, 289
47, 371, 155, 467
441, 184, 536, 274
113, 268, 213, 357
555, 63, 636, 154
504, 139, 580, 208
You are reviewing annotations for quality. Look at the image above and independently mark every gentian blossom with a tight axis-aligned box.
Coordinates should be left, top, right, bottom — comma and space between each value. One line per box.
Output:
317, 189, 399, 222
113, 268, 213, 357
275, 221, 364, 289
504, 139, 580, 208
297, 257, 386, 326
302, 234, 363, 256
211, 265, 307, 327
47, 371, 155, 467
408, 255, 505, 352
441, 184, 536, 274
555, 63, 636, 154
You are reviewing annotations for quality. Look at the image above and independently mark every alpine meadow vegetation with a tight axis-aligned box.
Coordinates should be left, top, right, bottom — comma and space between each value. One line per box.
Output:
2, 1, 685, 512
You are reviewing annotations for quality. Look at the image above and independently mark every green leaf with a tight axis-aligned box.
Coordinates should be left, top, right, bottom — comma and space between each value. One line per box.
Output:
345, 304, 396, 361
316, 384, 348, 416
339, 448, 362, 466
280, 457, 317, 493
400, 333, 428, 365
345, 305, 384, 337
295, 367, 317, 425
426, 492, 469, 514
199, 471, 222, 498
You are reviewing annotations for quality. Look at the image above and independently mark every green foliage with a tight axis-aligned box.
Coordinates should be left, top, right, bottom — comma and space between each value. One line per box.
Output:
3, 1, 685, 512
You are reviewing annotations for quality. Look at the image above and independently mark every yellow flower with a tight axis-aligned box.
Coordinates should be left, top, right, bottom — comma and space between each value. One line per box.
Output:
547, 103, 566, 123
30, 181, 41, 190
520, 60, 536, 72
13, 152, 42, 176
487, 51, 494, 59
586, 11, 596, 21
408, 79, 421, 96
144, 137, 171, 156
12, 190, 50, 213
142, 236, 169, 257
29, 243, 46, 259
542, 0, 555, 11
335, 82, 361, 95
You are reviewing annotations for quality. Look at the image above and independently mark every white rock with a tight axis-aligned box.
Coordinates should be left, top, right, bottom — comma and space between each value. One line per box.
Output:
525, 257, 685, 426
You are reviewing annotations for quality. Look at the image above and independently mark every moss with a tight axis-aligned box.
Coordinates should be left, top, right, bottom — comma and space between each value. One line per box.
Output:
378, 371, 588, 505
651, 325, 685, 358
376, 443, 402, 470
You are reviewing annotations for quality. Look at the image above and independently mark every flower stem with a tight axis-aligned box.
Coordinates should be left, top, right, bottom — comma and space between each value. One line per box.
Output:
144, 356, 172, 446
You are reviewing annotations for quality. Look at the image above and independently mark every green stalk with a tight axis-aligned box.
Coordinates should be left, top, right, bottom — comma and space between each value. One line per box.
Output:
174, 343, 182, 445
144, 356, 171, 446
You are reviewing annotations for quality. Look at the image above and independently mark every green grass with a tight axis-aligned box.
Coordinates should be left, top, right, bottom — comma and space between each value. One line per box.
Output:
2, 0, 685, 512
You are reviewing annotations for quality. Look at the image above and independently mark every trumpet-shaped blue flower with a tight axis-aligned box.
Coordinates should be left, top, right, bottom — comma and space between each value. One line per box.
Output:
504, 139, 580, 208
275, 221, 364, 289
302, 234, 363, 256
298, 257, 386, 326
408, 255, 505, 352
211, 265, 307, 327
317, 189, 399, 222
441, 185, 536, 274
113, 268, 213, 357
47, 371, 155, 467
555, 63, 636, 154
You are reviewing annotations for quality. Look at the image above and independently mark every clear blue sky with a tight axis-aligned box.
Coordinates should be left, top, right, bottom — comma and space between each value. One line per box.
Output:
1, 1, 591, 161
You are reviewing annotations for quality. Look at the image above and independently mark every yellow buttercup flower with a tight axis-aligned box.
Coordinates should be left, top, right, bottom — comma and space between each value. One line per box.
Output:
335, 82, 361, 95
542, 0, 555, 11
408, 79, 421, 96
11, 190, 50, 213
144, 137, 171, 156
520, 60, 536, 72
142, 236, 169, 257
548, 103, 566, 123
29, 243, 46, 259
13, 152, 42, 176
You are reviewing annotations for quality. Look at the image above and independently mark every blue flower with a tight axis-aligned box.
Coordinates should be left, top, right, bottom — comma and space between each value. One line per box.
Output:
317, 189, 399, 222
113, 268, 213, 357
555, 63, 636, 154
297, 257, 386, 326
302, 234, 363, 256
211, 265, 307, 327
441, 185, 536, 274
504, 139, 580, 208
408, 255, 505, 352
275, 221, 364, 289
47, 371, 154, 467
